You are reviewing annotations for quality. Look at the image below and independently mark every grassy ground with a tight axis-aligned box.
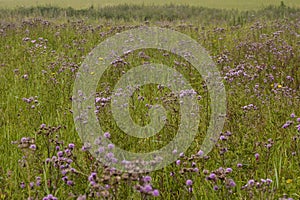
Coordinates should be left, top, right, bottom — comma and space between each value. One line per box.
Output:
0, 4, 300, 200
0, 0, 299, 10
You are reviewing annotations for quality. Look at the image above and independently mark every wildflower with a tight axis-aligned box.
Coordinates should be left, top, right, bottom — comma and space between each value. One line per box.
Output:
40, 124, 46, 129
220, 135, 227, 141
67, 180, 74, 186
286, 179, 293, 184
29, 144, 36, 150
291, 113, 295, 118
152, 189, 159, 197
225, 168, 233, 173
20, 182, 25, 189
237, 163, 243, 168
36, 177, 41, 186
228, 179, 236, 187
57, 151, 64, 157
255, 153, 259, 161
106, 152, 114, 159
143, 184, 152, 192
107, 143, 115, 149
172, 149, 177, 154
143, 176, 151, 182
186, 179, 193, 186
176, 160, 181, 165
68, 143, 75, 149
197, 150, 204, 156
42, 194, 57, 200
104, 132, 110, 138
248, 179, 255, 186
62, 176, 68, 182
213, 185, 219, 191
208, 173, 217, 181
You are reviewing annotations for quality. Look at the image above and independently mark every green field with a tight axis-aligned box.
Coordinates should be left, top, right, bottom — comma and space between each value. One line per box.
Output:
1, 1, 300, 200
0, 0, 299, 9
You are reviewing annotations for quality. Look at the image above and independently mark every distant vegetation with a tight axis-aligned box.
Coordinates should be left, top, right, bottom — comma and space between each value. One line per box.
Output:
0, 4, 299, 24
0, 0, 299, 10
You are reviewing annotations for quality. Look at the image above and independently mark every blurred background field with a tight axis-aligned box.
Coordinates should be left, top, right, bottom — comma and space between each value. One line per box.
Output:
0, 0, 299, 10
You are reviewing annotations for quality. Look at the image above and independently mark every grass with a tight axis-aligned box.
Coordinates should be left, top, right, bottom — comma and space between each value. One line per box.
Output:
0, 0, 299, 10
0, 3, 300, 200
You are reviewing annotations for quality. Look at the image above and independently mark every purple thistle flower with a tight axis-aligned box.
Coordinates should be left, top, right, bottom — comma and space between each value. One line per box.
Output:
106, 152, 114, 159
186, 179, 193, 186
176, 160, 181, 165
97, 146, 105, 153
228, 179, 236, 187
68, 143, 75, 149
248, 179, 255, 186
29, 182, 34, 189
29, 144, 36, 150
237, 163, 243, 168
192, 162, 196, 167
57, 151, 63, 157
55, 146, 60, 151
152, 189, 159, 196
255, 153, 259, 161
220, 135, 227, 141
61, 170, 67, 176
62, 176, 68, 182
225, 168, 233, 173
107, 143, 115, 149
104, 132, 110, 138
197, 150, 204, 156
297, 118, 300, 123
213, 185, 219, 191
208, 173, 217, 181
291, 113, 295, 118
20, 182, 25, 189
193, 168, 199, 173
143, 176, 152, 182
266, 178, 272, 184
67, 180, 74, 186
143, 184, 152, 192
40, 123, 46, 129
21, 137, 27, 143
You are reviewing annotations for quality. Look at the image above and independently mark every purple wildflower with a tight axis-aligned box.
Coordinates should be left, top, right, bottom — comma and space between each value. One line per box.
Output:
29, 144, 36, 150
68, 143, 75, 149
143, 184, 152, 192
152, 189, 159, 196
186, 179, 193, 186
213, 185, 219, 191
143, 176, 152, 182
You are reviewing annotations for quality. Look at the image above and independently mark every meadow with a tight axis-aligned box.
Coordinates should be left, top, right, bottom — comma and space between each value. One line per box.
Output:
0, 0, 299, 10
0, 2, 300, 200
